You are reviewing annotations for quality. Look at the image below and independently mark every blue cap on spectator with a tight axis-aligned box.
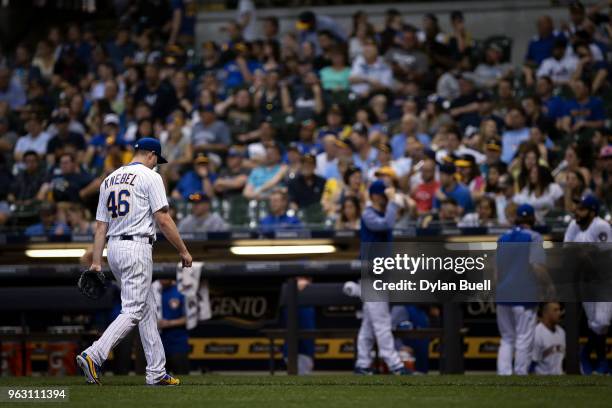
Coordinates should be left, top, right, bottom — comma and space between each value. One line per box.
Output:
188, 192, 209, 203
134, 137, 167, 164
576, 194, 599, 213
227, 146, 244, 158
439, 162, 456, 175
516, 204, 535, 218
369, 180, 387, 197
424, 147, 436, 160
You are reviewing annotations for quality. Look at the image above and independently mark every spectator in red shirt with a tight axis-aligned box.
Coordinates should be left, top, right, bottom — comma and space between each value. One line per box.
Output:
411, 159, 439, 214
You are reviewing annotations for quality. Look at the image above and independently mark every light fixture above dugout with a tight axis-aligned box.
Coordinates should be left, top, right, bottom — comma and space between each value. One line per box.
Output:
230, 245, 336, 256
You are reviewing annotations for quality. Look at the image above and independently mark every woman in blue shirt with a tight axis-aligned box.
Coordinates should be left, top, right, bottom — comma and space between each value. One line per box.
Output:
319, 47, 351, 92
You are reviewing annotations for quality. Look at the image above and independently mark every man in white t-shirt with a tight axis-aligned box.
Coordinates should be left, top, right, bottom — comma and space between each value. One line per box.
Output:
315, 134, 339, 178
349, 38, 393, 98
533, 302, 565, 375
237, 0, 257, 42
536, 38, 578, 86
14, 115, 51, 162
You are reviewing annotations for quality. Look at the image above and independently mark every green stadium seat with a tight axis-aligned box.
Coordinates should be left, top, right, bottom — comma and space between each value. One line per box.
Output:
225, 195, 250, 227
9, 202, 43, 229
298, 203, 326, 227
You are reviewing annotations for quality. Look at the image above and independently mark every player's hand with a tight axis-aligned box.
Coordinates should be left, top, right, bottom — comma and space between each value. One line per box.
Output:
89, 263, 102, 272
180, 251, 193, 268
158, 319, 170, 329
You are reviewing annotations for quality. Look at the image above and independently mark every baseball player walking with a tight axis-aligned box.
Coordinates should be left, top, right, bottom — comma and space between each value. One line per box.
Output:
77, 137, 193, 386
354, 180, 410, 375
495, 204, 546, 375
563, 195, 612, 375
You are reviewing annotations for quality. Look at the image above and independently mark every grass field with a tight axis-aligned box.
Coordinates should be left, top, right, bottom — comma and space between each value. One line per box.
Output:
1, 375, 612, 408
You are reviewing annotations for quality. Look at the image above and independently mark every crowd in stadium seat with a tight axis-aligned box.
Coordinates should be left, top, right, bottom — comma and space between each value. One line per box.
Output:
0, 0, 611, 235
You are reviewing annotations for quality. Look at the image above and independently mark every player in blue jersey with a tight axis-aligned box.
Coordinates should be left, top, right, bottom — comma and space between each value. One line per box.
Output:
355, 180, 410, 375
495, 204, 547, 375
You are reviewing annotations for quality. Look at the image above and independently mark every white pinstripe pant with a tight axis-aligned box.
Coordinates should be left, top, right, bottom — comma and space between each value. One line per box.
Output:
583, 302, 612, 335
356, 302, 403, 371
85, 239, 166, 384
496, 304, 537, 375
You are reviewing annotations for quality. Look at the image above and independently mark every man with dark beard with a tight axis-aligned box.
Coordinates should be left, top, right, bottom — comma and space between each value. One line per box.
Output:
564, 194, 612, 375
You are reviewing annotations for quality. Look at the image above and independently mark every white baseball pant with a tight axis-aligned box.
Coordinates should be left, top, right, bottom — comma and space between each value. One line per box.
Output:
496, 304, 537, 375
85, 239, 166, 384
356, 302, 403, 371
284, 355, 314, 375
583, 302, 612, 335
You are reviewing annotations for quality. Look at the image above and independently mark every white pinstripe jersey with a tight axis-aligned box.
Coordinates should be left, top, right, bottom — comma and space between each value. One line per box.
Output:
95, 163, 168, 237
563, 217, 612, 243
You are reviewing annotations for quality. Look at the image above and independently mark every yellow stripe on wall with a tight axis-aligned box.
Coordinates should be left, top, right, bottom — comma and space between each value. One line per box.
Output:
16, 337, 612, 361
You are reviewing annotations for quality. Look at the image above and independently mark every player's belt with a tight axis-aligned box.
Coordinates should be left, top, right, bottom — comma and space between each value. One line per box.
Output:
119, 235, 154, 245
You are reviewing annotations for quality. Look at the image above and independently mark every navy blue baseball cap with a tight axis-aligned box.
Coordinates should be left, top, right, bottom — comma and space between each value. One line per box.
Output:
575, 194, 599, 213
227, 146, 245, 158
369, 180, 387, 197
516, 204, 535, 218
134, 137, 167, 164
188, 192, 209, 203
424, 147, 436, 160
439, 162, 456, 175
